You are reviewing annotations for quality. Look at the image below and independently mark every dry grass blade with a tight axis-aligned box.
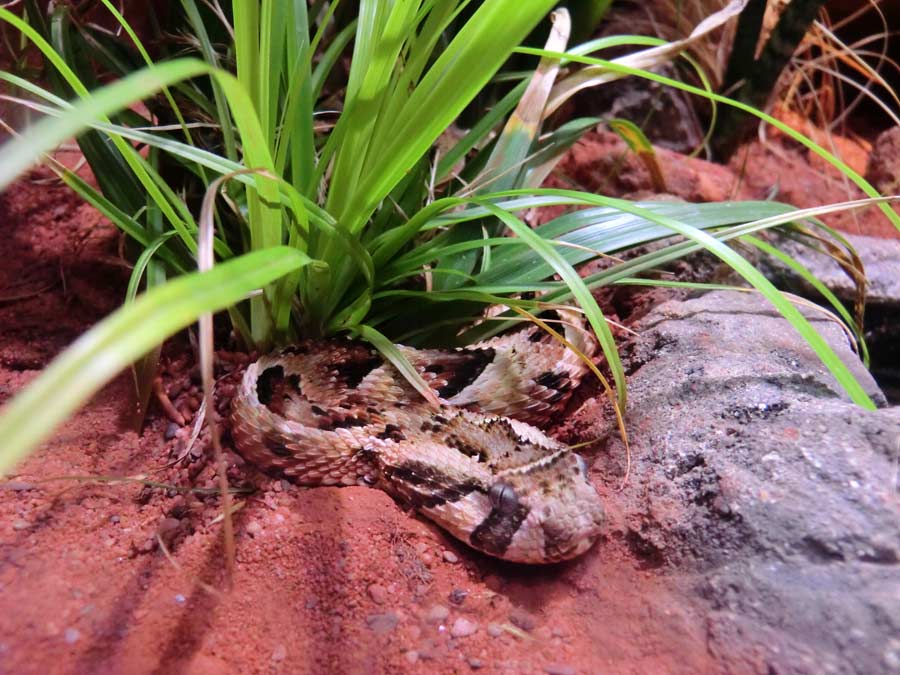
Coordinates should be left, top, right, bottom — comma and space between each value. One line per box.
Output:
607, 119, 668, 193
197, 170, 248, 589
471, 7, 571, 193
546, 0, 748, 116
156, 534, 222, 598
792, 226, 868, 334
510, 306, 632, 489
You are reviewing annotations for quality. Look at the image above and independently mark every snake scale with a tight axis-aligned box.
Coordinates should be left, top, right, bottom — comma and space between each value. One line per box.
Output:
231, 315, 604, 563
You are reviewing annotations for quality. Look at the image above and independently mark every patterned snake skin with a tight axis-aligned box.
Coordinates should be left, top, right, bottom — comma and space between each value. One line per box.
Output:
231, 316, 604, 563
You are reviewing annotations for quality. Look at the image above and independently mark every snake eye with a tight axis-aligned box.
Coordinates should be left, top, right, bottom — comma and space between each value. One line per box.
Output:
489, 482, 519, 514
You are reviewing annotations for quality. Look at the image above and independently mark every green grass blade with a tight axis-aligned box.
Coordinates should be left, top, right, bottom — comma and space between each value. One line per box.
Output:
743, 234, 869, 366
326, 0, 419, 222
181, 0, 238, 161
0, 247, 315, 474
435, 78, 528, 181
0, 56, 209, 190
521, 45, 900, 232
351, 0, 557, 230
477, 201, 627, 409
5, 97, 335, 235
310, 16, 356, 101
98, 0, 197, 148
472, 7, 570, 194
356, 324, 441, 409
125, 231, 180, 303
1, 9, 198, 249
276, 1, 315, 193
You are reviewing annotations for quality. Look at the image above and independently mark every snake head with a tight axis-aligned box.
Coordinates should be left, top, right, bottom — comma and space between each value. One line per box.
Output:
398, 415, 605, 564
460, 452, 604, 563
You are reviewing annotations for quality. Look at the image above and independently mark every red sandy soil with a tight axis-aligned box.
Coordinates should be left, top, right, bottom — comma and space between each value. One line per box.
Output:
0, 125, 893, 674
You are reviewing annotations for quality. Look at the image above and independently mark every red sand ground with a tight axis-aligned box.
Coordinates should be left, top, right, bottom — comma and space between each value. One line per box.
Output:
0, 128, 892, 674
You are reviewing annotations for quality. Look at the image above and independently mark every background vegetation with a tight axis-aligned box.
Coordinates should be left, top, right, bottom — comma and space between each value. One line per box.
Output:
0, 0, 897, 473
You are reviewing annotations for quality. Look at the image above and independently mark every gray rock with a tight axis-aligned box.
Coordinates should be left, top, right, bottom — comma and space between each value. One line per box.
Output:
588, 291, 900, 674
544, 664, 576, 675
365, 612, 399, 635
270, 644, 286, 662
508, 607, 537, 632
425, 604, 449, 624
760, 232, 900, 308
367, 584, 387, 605
450, 617, 478, 638
758, 232, 900, 402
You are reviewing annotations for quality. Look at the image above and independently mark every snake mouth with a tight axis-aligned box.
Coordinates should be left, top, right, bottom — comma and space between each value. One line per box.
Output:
539, 511, 604, 562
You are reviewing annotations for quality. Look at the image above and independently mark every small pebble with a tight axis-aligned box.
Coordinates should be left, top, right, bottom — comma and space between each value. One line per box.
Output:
271, 644, 287, 662
157, 518, 182, 546
421, 553, 434, 566
508, 607, 537, 632
367, 584, 388, 604
468, 657, 484, 670
443, 550, 459, 563
450, 617, 478, 638
63, 628, 80, 645
12, 520, 30, 531
366, 612, 399, 635
164, 422, 180, 440
245, 521, 263, 537
448, 588, 468, 606
487, 623, 503, 638
418, 638, 439, 660
405, 650, 419, 664
137, 538, 157, 553
425, 605, 450, 623
415, 542, 428, 554
545, 664, 576, 675
174, 594, 186, 604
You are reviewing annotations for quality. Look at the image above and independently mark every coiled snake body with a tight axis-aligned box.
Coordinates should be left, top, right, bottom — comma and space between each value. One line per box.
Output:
231, 318, 604, 563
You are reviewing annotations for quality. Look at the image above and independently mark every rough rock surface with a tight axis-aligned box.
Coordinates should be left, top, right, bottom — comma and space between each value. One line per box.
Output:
759, 232, 900, 403
761, 232, 900, 308
572, 290, 900, 675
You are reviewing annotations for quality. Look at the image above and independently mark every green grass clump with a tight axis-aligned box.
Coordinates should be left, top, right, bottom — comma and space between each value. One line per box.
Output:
0, 1, 896, 472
